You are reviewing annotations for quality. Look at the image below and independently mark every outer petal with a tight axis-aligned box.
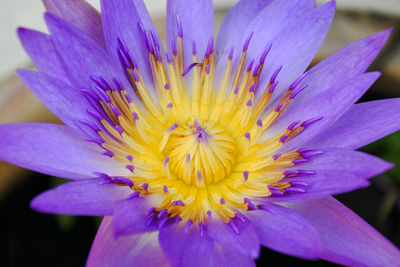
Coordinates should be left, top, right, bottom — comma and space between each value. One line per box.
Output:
0, 123, 130, 179
249, 1, 333, 98
30, 178, 132, 215
17, 70, 92, 135
216, 0, 274, 59
87, 217, 168, 267
309, 99, 400, 149
269, 72, 380, 151
295, 28, 392, 104
113, 195, 161, 237
100, 0, 161, 87
17, 28, 69, 83
166, 0, 214, 65
159, 223, 214, 267
286, 197, 400, 266
44, 13, 134, 97
207, 216, 260, 259
287, 148, 394, 178
208, 243, 255, 267
264, 170, 369, 202
246, 203, 324, 260
43, 0, 105, 47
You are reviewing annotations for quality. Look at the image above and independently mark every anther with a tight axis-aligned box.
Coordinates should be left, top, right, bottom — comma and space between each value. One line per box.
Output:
270, 65, 282, 84
85, 138, 103, 146
291, 84, 308, 99
285, 187, 306, 193
259, 44, 272, 64
268, 81, 278, 93
289, 71, 309, 90
243, 32, 254, 51
127, 191, 140, 199
288, 121, 301, 131
245, 132, 251, 140
220, 198, 226, 204
280, 134, 289, 143
157, 209, 168, 219
164, 83, 170, 90
243, 171, 249, 181
158, 216, 169, 229
146, 207, 156, 217
176, 14, 183, 38
301, 116, 323, 127
228, 46, 234, 60
126, 165, 134, 173
142, 183, 149, 190
163, 185, 168, 193
257, 119, 263, 127
111, 177, 133, 187
272, 153, 281, 160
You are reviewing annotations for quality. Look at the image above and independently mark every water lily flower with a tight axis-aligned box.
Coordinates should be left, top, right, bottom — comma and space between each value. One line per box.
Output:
1, 0, 400, 265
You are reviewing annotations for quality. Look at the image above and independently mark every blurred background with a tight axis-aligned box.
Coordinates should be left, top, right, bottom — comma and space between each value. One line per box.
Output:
0, 0, 400, 266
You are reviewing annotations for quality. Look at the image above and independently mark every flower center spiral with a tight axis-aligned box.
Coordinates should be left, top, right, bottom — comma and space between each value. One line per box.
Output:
82, 20, 323, 227
163, 121, 236, 185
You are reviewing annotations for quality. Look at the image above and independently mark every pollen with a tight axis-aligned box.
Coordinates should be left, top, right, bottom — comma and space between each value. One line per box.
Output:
83, 19, 322, 225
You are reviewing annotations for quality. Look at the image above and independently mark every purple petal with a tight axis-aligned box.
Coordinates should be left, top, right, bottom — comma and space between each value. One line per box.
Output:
271, 72, 380, 151
216, 0, 274, 61
100, 0, 161, 87
265, 169, 370, 202
247, 1, 333, 99
43, 0, 105, 47
44, 13, 134, 99
0, 123, 130, 179
17, 28, 69, 83
166, 0, 214, 65
87, 217, 168, 267
295, 28, 392, 104
17, 70, 93, 135
309, 98, 400, 149
207, 216, 260, 259
113, 195, 160, 237
208, 244, 256, 267
246, 203, 323, 260
159, 223, 214, 266
287, 148, 394, 178
286, 197, 400, 266
30, 178, 132, 215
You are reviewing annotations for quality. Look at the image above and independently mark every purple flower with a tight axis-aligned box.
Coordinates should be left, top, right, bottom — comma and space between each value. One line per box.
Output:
1, 0, 400, 265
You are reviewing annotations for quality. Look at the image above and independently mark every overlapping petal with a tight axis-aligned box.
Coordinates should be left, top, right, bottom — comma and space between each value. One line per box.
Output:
17, 28, 69, 83
45, 13, 133, 97
113, 195, 160, 237
87, 217, 168, 267
207, 216, 260, 259
159, 223, 214, 267
246, 203, 324, 260
286, 197, 400, 266
166, 0, 214, 67
294, 28, 392, 104
247, 0, 333, 97
100, 0, 161, 88
17, 70, 93, 135
309, 98, 400, 149
0, 123, 130, 179
30, 178, 132, 215
270, 72, 380, 150
43, 0, 105, 47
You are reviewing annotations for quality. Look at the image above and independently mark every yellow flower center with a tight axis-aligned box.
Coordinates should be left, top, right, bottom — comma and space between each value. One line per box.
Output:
85, 29, 321, 225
